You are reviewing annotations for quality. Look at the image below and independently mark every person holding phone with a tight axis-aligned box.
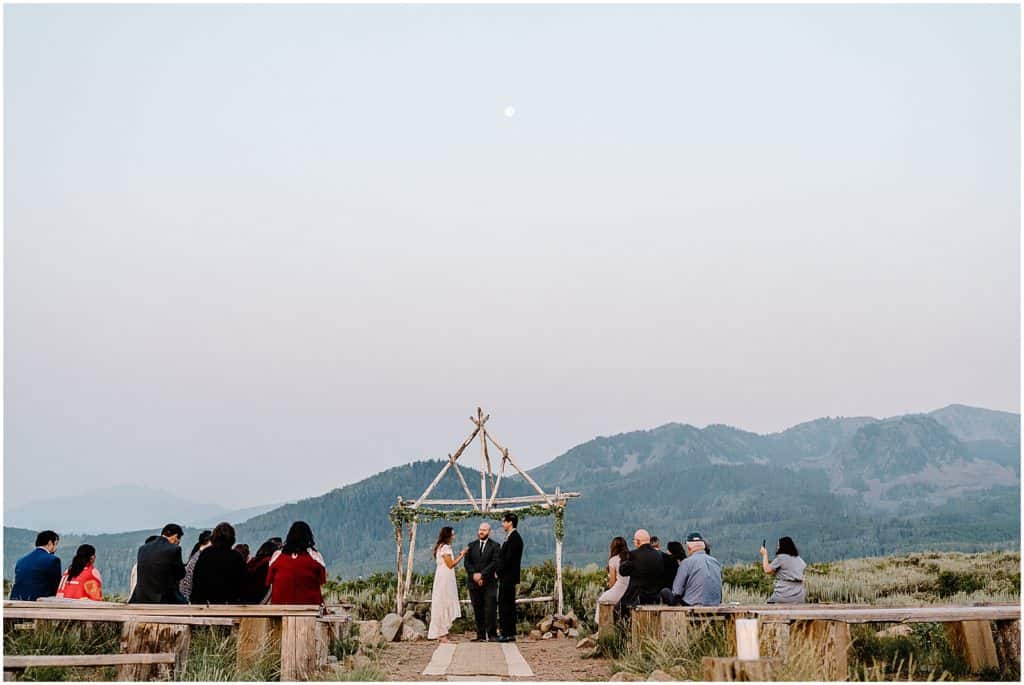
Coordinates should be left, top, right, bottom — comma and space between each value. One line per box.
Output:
428, 527, 468, 643
760, 536, 806, 604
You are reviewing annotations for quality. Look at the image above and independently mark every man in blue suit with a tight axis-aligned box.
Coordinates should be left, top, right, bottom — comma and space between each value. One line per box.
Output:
9, 530, 62, 600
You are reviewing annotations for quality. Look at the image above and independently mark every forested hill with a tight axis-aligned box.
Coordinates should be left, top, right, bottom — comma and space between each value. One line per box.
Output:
4, 405, 1019, 593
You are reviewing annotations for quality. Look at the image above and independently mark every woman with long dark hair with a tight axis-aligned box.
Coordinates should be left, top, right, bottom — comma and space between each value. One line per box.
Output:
267, 521, 327, 604
240, 537, 283, 603
191, 522, 247, 604
56, 544, 103, 600
760, 536, 806, 603
594, 536, 629, 622
179, 529, 213, 601
428, 526, 467, 642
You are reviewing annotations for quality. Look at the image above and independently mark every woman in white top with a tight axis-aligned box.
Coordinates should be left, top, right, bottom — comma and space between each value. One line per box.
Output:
594, 536, 630, 622
428, 526, 467, 642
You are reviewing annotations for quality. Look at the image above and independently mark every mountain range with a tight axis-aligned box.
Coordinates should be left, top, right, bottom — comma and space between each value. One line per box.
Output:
3, 485, 284, 535
4, 404, 1019, 594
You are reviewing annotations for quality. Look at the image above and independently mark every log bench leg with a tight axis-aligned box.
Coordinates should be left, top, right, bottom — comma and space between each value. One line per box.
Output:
117, 621, 190, 681
237, 617, 282, 674
660, 612, 689, 641
630, 608, 660, 643
945, 620, 999, 673
792, 620, 850, 681
759, 620, 791, 660
993, 619, 1020, 674
702, 657, 780, 681
597, 603, 616, 640
280, 616, 328, 681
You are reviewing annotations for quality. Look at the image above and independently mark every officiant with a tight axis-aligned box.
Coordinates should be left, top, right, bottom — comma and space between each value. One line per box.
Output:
464, 522, 500, 641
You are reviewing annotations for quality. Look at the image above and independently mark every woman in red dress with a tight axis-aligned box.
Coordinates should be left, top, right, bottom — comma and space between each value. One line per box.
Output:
56, 544, 103, 601
267, 521, 327, 605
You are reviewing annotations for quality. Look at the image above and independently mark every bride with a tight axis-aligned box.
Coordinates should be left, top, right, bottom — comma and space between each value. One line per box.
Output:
428, 526, 467, 642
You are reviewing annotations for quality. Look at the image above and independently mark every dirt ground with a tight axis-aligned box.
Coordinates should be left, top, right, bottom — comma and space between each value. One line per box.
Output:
379, 633, 614, 681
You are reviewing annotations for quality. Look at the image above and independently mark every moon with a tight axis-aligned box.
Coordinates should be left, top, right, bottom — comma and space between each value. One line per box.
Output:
504, 106, 516, 118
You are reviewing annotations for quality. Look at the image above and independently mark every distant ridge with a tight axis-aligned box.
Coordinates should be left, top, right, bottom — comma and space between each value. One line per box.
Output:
4, 404, 1018, 593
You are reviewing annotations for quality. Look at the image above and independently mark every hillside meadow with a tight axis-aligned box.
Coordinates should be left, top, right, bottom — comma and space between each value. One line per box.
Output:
9, 551, 1015, 681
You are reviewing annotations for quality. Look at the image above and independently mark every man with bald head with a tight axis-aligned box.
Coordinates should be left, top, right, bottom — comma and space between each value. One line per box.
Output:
464, 522, 500, 641
616, 528, 666, 618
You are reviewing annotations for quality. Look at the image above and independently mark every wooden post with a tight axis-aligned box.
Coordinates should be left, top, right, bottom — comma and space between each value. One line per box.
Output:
237, 617, 281, 673
702, 657, 779, 681
945, 620, 999, 673
735, 619, 759, 660
597, 603, 616, 639
631, 607, 660, 642
280, 616, 328, 681
479, 409, 488, 507
450, 457, 479, 510
660, 612, 689, 641
554, 491, 564, 616
403, 522, 418, 613
394, 510, 405, 615
759, 620, 791, 660
791, 620, 850, 681
487, 453, 508, 511
117, 621, 190, 681
993, 619, 1020, 673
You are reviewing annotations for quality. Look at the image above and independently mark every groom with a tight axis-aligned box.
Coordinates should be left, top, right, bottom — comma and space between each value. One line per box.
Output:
464, 522, 500, 641
496, 512, 524, 642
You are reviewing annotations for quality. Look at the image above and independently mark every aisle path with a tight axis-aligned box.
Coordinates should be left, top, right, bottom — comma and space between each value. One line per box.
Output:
422, 641, 534, 680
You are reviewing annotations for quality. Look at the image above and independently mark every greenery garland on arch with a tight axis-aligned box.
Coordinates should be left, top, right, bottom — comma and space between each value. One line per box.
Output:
389, 502, 566, 541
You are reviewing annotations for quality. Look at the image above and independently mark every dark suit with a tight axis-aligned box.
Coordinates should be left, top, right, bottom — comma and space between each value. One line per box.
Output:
497, 529, 524, 638
128, 537, 187, 604
617, 544, 665, 614
660, 552, 679, 591
464, 537, 500, 639
9, 548, 62, 600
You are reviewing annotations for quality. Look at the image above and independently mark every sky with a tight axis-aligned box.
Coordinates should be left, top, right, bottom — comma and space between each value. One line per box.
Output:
4, 4, 1020, 510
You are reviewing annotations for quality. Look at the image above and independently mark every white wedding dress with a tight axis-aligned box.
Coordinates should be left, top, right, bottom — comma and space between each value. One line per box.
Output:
428, 544, 462, 639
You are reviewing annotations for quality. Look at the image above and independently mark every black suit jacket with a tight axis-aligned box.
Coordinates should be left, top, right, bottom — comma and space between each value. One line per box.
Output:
497, 529, 524, 584
660, 552, 679, 590
465, 537, 501, 586
128, 537, 186, 604
619, 544, 664, 604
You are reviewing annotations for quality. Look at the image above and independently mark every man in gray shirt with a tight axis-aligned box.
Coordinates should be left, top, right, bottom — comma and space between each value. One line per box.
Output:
658, 532, 722, 606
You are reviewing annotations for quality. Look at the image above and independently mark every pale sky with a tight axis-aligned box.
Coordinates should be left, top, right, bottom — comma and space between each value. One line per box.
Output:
4, 4, 1020, 509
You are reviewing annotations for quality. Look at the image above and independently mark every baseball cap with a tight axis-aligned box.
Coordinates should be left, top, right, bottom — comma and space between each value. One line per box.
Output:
686, 532, 704, 542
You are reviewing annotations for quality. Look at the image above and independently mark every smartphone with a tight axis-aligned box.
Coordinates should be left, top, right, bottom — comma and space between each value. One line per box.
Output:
762, 538, 766, 549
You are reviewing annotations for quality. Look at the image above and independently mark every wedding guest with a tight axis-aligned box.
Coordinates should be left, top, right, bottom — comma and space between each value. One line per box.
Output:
617, 529, 664, 613
267, 521, 327, 604
129, 524, 187, 604
594, 536, 629, 622
10, 531, 61, 600
179, 530, 212, 601
129, 535, 159, 596
56, 544, 103, 601
428, 526, 467, 643
234, 544, 251, 563
191, 522, 246, 604
761, 536, 806, 604
241, 537, 283, 603
660, 532, 722, 606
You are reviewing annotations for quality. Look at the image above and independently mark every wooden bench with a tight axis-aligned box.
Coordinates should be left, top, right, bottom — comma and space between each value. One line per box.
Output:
3, 601, 351, 681
619, 603, 1021, 680
3, 653, 178, 681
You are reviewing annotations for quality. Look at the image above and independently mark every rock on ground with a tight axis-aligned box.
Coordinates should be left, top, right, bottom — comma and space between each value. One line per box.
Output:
648, 669, 675, 681
381, 613, 403, 642
356, 620, 382, 647
529, 630, 542, 640
576, 637, 597, 650
400, 616, 428, 641
609, 671, 642, 681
